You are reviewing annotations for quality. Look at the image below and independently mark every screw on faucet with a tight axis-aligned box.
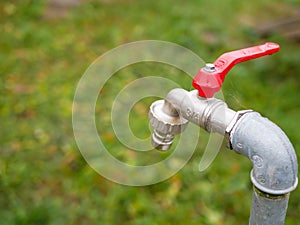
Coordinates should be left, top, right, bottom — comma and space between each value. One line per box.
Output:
203, 63, 216, 73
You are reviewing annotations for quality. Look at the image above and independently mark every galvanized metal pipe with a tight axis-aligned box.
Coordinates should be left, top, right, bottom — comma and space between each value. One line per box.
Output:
249, 187, 290, 225
229, 112, 298, 195
228, 112, 298, 225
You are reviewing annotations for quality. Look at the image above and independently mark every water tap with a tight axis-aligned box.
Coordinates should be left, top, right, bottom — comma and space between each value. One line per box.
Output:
148, 42, 280, 150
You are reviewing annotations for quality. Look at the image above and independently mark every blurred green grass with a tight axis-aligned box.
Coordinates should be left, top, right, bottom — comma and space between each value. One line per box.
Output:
1, 0, 300, 224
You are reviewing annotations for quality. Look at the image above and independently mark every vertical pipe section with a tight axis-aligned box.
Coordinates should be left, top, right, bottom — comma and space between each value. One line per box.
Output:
249, 187, 290, 225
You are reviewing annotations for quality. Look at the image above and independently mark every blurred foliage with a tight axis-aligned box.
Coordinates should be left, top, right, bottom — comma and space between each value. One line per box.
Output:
1, 0, 300, 224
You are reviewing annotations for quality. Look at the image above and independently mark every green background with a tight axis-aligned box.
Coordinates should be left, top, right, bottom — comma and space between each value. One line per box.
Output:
1, 0, 300, 224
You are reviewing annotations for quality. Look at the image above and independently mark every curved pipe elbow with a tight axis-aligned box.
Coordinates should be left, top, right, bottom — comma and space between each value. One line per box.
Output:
230, 112, 298, 195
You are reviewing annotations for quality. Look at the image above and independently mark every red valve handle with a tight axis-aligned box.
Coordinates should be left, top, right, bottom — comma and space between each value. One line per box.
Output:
192, 42, 280, 98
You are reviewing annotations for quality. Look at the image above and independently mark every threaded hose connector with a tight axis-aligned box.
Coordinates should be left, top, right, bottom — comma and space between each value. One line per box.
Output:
148, 100, 188, 151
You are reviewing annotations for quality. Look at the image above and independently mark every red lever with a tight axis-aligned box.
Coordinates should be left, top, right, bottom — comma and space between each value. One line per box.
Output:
192, 42, 280, 98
